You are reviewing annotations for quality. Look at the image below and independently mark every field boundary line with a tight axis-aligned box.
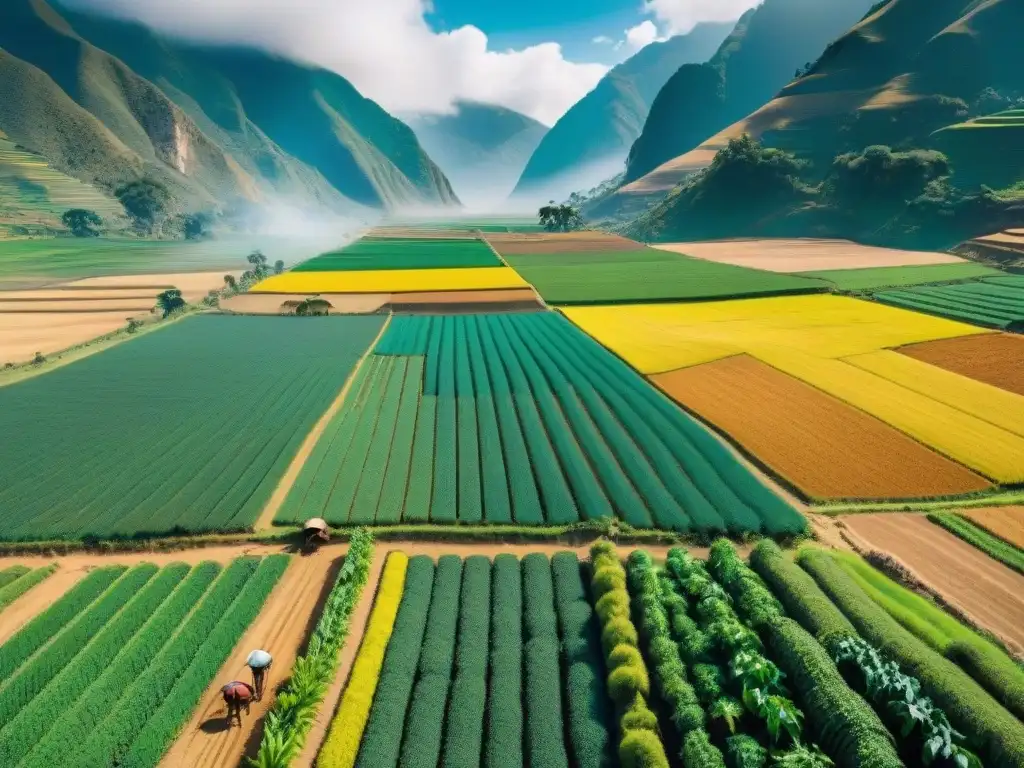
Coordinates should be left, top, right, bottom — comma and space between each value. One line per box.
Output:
479, 233, 549, 309
254, 314, 393, 531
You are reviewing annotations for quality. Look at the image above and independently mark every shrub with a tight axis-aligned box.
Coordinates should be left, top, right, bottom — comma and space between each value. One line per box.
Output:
622, 696, 659, 731
592, 565, 627, 598
946, 640, 1024, 721
725, 735, 767, 768
596, 590, 632, 622
608, 663, 651, 704
609, 644, 645, 670
682, 729, 727, 768
619, 729, 671, 768
691, 664, 724, 705
798, 549, 1024, 768
708, 539, 782, 629
485, 555, 523, 768
602, 617, 639, 653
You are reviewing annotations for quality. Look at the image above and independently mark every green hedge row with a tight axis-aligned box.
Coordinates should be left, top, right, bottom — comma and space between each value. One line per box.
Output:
72, 556, 262, 767
0, 564, 187, 764
0, 565, 55, 612
589, 541, 670, 768
522, 553, 570, 768
22, 563, 222, 768
798, 548, 1024, 768
442, 556, 491, 767
399, 555, 463, 768
119, 555, 289, 767
255, 529, 374, 767
0, 565, 125, 679
358, 556, 435, 768
551, 552, 614, 768
485, 554, 523, 768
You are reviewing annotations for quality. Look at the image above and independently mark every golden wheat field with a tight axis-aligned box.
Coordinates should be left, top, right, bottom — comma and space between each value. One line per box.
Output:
252, 267, 528, 294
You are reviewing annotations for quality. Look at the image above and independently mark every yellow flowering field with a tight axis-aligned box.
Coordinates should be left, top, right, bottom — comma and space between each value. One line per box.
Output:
252, 267, 528, 293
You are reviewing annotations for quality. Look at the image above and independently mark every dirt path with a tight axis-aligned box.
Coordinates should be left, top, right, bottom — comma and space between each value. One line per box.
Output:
842, 513, 1024, 655
297, 547, 388, 766
159, 552, 342, 768
254, 316, 393, 531
0, 564, 86, 645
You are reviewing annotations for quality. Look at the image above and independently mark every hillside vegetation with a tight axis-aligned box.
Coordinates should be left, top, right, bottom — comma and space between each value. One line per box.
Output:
512, 22, 732, 200
0, 0, 457, 225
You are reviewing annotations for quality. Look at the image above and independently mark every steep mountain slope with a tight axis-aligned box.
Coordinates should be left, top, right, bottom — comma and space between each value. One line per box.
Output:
408, 102, 547, 205
510, 22, 733, 201
0, 0, 457, 217
623, 0, 1023, 201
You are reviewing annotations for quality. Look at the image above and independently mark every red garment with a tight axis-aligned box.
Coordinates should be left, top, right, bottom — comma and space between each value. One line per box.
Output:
222, 681, 254, 701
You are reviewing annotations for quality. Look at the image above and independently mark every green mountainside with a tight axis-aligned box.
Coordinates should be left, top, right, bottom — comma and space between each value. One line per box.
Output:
623, 0, 877, 185
510, 22, 732, 200
0, 0, 457, 223
408, 101, 548, 203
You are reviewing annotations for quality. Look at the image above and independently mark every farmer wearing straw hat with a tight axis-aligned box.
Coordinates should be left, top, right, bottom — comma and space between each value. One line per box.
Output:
247, 649, 273, 701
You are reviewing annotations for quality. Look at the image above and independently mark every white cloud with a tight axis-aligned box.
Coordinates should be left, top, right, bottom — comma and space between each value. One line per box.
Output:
643, 0, 763, 35
62, 0, 608, 126
591, 35, 614, 44
623, 20, 663, 51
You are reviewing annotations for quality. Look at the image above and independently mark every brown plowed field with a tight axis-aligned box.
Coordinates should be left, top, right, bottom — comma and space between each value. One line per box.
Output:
898, 334, 1024, 396
652, 355, 991, 500
841, 513, 1024, 655
159, 553, 342, 768
61, 271, 242, 302
486, 231, 642, 254
219, 292, 390, 315
652, 239, 962, 273
962, 506, 1024, 549
0, 311, 146, 364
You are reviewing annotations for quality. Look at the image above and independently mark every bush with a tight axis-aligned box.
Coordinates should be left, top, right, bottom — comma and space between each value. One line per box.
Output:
602, 617, 639, 653
798, 549, 1024, 768
596, 590, 632, 622
682, 729, 727, 768
691, 663, 724, 705
946, 640, 1024, 721
619, 728, 671, 768
609, 644, 645, 670
608, 662, 651, 704
622, 696, 659, 731
708, 539, 782, 629
485, 555, 523, 768
767, 618, 901, 768
725, 735, 767, 768
592, 565, 626, 598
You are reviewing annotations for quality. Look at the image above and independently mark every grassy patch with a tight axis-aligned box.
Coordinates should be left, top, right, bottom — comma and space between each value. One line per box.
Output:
291, 237, 501, 272
799, 262, 1004, 291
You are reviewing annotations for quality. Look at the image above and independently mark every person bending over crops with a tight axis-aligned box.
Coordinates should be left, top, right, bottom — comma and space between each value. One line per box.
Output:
246, 649, 273, 701
222, 681, 254, 727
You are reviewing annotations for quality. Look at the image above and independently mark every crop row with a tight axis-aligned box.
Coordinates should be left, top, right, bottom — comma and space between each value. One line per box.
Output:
0, 316, 386, 541
928, 512, 1024, 575
291, 236, 502, 272
0, 564, 55, 612
282, 312, 804, 535
873, 276, 1024, 330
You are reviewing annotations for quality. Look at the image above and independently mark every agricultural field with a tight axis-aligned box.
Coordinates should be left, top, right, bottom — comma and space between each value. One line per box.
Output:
252, 267, 528, 294
652, 355, 990, 501
873, 275, 1024, 329
928, 512, 1024, 576
567, 295, 1024, 489
276, 311, 805, 535
0, 565, 55, 613
291, 237, 502, 272
797, 262, 1005, 291
486, 230, 645, 254
961, 506, 1024, 549
0, 314, 385, 541
501, 247, 827, 305
897, 333, 1024, 396
0, 555, 288, 768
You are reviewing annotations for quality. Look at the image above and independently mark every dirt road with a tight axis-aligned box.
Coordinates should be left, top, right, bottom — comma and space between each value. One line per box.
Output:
0, 564, 85, 645
842, 513, 1024, 655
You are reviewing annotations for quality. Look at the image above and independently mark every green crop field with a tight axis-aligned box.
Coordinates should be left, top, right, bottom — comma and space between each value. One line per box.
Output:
277, 311, 805, 535
799, 262, 1005, 291
292, 237, 502, 272
0, 555, 287, 768
505, 249, 828, 304
0, 315, 385, 541
0, 565, 55, 613
873, 275, 1024, 329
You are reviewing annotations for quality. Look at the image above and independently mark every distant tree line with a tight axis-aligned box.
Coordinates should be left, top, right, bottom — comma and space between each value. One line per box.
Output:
538, 202, 585, 232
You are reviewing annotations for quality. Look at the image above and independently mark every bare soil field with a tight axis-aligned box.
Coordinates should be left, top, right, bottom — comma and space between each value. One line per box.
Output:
652, 355, 990, 500
898, 334, 1024, 396
963, 506, 1024, 549
653, 239, 963, 273
976, 231, 1024, 252
486, 231, 641, 254
159, 553, 341, 768
61, 271, 241, 302
0, 311, 146, 363
220, 292, 390, 315
0, 297, 158, 312
841, 513, 1024, 655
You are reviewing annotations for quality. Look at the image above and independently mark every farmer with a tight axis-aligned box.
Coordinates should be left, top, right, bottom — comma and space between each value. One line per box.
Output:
222, 681, 254, 727
247, 649, 273, 702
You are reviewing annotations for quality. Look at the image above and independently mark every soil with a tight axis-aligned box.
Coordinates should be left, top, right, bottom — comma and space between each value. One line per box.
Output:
0, 299, 157, 313
898, 334, 1024, 397
220, 293, 390, 315
0, 311, 149, 364
651, 355, 990, 500
485, 232, 642, 254
390, 288, 543, 313
976, 232, 1024, 252
651, 239, 963, 273
61, 272, 242, 302
0, 564, 87, 646
962, 506, 1024, 549
159, 552, 342, 768
841, 513, 1024, 656
254, 317, 393, 531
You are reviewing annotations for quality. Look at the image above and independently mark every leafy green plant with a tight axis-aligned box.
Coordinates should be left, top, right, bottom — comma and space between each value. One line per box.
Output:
772, 742, 835, 768
710, 697, 744, 734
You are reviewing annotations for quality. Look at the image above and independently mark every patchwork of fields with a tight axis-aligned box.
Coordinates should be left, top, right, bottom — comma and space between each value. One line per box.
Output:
277, 312, 804, 534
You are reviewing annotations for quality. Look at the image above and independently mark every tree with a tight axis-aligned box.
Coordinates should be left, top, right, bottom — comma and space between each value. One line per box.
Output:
224, 274, 237, 290
824, 145, 950, 211
274, 260, 285, 275
156, 288, 186, 317
538, 202, 584, 232
61, 209, 103, 237
115, 179, 170, 233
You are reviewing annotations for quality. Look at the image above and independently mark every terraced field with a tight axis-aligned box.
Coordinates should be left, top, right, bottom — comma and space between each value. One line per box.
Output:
276, 312, 805, 535
0, 315, 384, 540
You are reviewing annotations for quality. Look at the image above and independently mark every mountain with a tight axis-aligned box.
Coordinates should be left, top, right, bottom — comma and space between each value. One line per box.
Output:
0, 0, 457, 221
509, 22, 733, 203
407, 102, 547, 207
620, 0, 878, 191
